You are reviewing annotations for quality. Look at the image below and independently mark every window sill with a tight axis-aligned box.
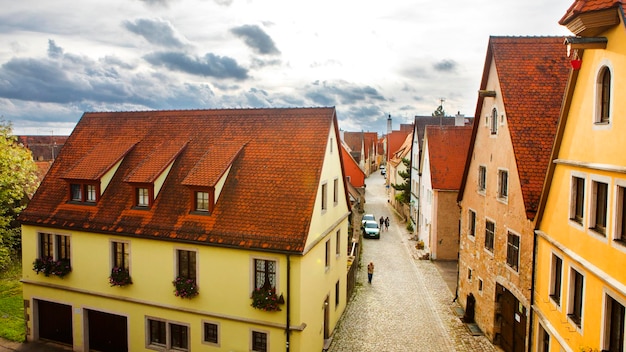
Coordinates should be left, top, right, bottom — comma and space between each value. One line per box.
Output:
567, 314, 582, 329
549, 295, 561, 307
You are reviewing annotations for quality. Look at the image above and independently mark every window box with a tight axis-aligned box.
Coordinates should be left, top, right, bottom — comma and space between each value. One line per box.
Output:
109, 266, 132, 287
173, 276, 199, 299
251, 287, 284, 312
32, 257, 72, 278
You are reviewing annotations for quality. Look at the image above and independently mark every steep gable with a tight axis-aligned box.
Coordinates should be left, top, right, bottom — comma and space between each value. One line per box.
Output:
426, 125, 472, 191
20, 108, 338, 253
459, 36, 571, 219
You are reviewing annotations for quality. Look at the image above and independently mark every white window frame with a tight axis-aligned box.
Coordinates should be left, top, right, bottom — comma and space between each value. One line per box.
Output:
589, 175, 610, 238
321, 182, 328, 211
335, 230, 341, 258
549, 251, 563, 309
38, 232, 71, 262
505, 231, 520, 272
569, 172, 587, 229
478, 165, 487, 194
613, 179, 626, 249
594, 61, 613, 129
567, 266, 585, 330
490, 107, 498, 135
497, 168, 509, 202
174, 248, 198, 282
601, 289, 626, 352
111, 239, 131, 271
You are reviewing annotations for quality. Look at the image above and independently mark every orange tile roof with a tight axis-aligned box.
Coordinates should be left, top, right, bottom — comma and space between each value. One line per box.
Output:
20, 108, 340, 253
560, 0, 624, 24
460, 37, 570, 220
426, 126, 472, 190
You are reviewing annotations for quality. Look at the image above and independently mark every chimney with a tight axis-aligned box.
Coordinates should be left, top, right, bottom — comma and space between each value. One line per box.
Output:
455, 111, 465, 126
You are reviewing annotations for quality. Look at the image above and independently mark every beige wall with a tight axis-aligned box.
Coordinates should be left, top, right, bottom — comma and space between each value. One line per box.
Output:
432, 190, 460, 260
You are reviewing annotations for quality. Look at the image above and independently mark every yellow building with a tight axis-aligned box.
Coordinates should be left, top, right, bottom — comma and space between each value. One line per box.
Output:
19, 108, 350, 352
532, 1, 626, 351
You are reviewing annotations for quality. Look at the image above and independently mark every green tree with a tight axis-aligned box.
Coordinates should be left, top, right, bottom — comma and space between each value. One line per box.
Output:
391, 158, 411, 204
0, 120, 39, 270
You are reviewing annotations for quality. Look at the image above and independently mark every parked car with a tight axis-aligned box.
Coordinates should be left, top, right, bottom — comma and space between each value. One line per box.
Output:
380, 165, 386, 176
362, 220, 380, 239
362, 213, 376, 225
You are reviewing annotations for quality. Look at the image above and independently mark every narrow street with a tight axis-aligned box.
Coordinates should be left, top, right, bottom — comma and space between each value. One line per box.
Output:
328, 171, 496, 351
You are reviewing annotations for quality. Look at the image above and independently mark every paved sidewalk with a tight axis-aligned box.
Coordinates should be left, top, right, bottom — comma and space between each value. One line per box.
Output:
328, 172, 496, 352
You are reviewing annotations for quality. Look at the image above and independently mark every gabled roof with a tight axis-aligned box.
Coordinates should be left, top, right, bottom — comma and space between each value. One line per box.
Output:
458, 37, 571, 220
388, 132, 413, 167
18, 135, 68, 162
342, 131, 378, 160
425, 125, 472, 191
20, 108, 341, 253
560, 0, 624, 25
386, 130, 412, 161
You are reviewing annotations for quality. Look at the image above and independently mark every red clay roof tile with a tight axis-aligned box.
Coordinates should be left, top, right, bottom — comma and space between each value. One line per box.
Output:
560, 0, 624, 24
20, 108, 338, 253
426, 125, 472, 190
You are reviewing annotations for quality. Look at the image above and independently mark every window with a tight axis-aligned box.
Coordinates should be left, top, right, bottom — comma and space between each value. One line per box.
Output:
71, 184, 82, 201
68, 182, 99, 203
616, 185, 626, 244
485, 220, 495, 252
478, 278, 483, 293
196, 191, 209, 212
506, 232, 520, 271
478, 166, 486, 192
112, 241, 129, 270
490, 108, 498, 135
325, 240, 330, 270
549, 254, 563, 305
86, 184, 97, 203
177, 250, 196, 281
321, 183, 327, 211
170, 323, 188, 350
498, 169, 508, 200
335, 230, 341, 256
137, 187, 150, 207
39, 233, 71, 261
148, 319, 166, 347
571, 176, 585, 224
335, 280, 340, 307
538, 324, 550, 352
605, 295, 625, 352
591, 180, 608, 235
203, 321, 219, 345
467, 268, 472, 281
333, 178, 339, 205
568, 269, 584, 327
468, 210, 476, 237
254, 259, 276, 290
251, 330, 267, 352
597, 66, 612, 124
147, 318, 189, 351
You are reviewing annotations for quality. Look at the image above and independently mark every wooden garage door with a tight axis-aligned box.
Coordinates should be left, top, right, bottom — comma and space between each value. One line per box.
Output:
87, 310, 128, 352
37, 300, 73, 345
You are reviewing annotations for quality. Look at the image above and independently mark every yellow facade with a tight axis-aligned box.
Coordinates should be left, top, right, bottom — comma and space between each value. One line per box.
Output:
533, 18, 626, 352
21, 120, 349, 352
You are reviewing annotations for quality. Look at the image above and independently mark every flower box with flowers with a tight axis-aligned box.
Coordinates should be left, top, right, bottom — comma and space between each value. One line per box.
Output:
109, 267, 132, 287
251, 287, 284, 312
32, 257, 72, 278
173, 276, 199, 298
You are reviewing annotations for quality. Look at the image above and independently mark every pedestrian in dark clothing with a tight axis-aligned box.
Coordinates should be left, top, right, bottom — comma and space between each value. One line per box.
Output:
367, 262, 374, 284
384, 217, 390, 231
379, 216, 384, 231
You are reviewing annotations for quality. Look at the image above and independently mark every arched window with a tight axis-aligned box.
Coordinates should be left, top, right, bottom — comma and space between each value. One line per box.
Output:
597, 66, 611, 124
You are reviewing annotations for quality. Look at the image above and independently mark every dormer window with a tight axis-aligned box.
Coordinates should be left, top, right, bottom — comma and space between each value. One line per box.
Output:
190, 188, 214, 214
68, 182, 100, 204
134, 185, 153, 208
195, 191, 209, 212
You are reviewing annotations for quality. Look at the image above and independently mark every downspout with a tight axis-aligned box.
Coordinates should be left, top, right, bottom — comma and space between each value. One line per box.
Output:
527, 229, 538, 352
285, 254, 291, 352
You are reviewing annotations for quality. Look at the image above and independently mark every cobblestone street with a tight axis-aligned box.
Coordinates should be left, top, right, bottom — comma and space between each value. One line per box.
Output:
328, 171, 497, 352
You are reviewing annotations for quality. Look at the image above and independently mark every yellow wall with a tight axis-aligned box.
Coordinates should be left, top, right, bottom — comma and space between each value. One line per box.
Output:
21, 121, 349, 352
532, 20, 626, 352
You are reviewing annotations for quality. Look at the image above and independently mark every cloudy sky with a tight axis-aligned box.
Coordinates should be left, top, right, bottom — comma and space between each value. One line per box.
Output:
1, 0, 574, 135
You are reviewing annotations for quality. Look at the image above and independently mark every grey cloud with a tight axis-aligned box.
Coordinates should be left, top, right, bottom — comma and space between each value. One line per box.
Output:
144, 51, 249, 80
47, 39, 63, 58
214, 0, 234, 5
305, 81, 386, 106
230, 25, 280, 55
123, 18, 188, 48
433, 59, 457, 72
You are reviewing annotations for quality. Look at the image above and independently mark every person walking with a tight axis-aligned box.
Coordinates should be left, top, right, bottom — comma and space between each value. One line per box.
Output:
379, 216, 384, 231
367, 262, 375, 284
384, 217, 390, 231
